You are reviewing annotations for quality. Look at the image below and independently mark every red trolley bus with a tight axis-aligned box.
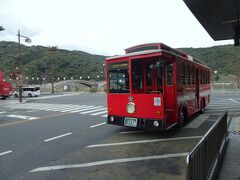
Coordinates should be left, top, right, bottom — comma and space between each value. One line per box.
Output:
0, 71, 13, 100
105, 43, 210, 130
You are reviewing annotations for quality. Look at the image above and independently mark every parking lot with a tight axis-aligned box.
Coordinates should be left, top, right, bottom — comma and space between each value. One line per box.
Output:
0, 92, 239, 179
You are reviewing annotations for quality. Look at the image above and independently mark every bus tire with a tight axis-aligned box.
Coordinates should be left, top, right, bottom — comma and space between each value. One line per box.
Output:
28, 93, 32, 97
179, 107, 187, 127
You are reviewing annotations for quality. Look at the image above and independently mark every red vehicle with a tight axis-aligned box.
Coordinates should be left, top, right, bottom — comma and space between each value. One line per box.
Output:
0, 71, 13, 99
105, 43, 210, 130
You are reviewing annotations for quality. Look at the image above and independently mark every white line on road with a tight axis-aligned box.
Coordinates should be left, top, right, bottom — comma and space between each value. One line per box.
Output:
6, 115, 38, 120
30, 152, 189, 172
80, 107, 107, 114
87, 136, 202, 148
120, 130, 151, 134
229, 99, 240, 104
0, 150, 12, 157
0, 111, 5, 114
101, 114, 108, 117
44, 132, 72, 142
71, 106, 102, 113
90, 122, 106, 128
90, 110, 108, 116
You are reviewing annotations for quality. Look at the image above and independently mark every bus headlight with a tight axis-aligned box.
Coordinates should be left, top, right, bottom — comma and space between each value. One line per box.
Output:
110, 116, 114, 122
153, 121, 159, 127
127, 102, 136, 114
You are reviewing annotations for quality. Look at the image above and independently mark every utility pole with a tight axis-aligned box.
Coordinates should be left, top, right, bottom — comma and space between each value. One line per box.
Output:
237, 55, 240, 89
17, 30, 31, 102
48, 46, 57, 93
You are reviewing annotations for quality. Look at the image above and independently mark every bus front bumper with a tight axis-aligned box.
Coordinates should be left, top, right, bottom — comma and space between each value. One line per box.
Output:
107, 115, 164, 131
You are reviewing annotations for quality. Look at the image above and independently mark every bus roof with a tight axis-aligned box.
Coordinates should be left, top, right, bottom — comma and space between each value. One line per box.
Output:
106, 43, 210, 69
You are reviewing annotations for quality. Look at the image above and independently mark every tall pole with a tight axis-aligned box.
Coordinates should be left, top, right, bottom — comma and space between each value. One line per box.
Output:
18, 30, 23, 103
238, 55, 240, 89
48, 46, 57, 93
51, 57, 54, 93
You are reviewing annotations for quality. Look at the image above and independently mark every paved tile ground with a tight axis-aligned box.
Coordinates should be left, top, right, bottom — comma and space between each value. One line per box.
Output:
218, 117, 240, 180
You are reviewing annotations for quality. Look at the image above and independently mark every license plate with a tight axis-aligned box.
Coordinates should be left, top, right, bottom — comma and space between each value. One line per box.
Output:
124, 117, 138, 127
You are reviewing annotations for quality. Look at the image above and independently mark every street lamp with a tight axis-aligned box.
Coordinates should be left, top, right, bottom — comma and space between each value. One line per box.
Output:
214, 70, 219, 82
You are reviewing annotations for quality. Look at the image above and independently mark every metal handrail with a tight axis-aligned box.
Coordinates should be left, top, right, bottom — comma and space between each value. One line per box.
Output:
186, 111, 228, 180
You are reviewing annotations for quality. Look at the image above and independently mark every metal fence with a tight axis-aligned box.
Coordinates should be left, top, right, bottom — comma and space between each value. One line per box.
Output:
186, 112, 229, 180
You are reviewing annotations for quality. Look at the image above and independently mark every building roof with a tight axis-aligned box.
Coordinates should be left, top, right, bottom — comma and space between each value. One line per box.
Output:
183, 0, 240, 42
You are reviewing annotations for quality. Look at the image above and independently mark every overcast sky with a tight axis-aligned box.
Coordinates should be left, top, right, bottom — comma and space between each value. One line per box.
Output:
0, 0, 232, 55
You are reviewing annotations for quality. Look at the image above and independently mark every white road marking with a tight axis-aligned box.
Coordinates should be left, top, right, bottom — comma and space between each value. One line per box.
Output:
71, 106, 101, 113
0, 150, 12, 156
0, 111, 5, 114
5, 103, 108, 115
90, 122, 106, 128
90, 110, 108, 116
60, 105, 90, 112
229, 99, 240, 104
30, 152, 189, 172
44, 132, 72, 142
101, 114, 108, 117
87, 136, 202, 148
6, 115, 38, 120
120, 130, 151, 134
80, 107, 107, 114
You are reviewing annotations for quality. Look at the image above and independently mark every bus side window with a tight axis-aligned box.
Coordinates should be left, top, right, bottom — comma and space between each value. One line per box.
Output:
192, 66, 195, 84
187, 64, 191, 84
181, 63, 185, 85
166, 63, 173, 86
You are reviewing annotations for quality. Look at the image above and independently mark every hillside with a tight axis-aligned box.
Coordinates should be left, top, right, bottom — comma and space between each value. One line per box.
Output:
0, 41, 106, 83
179, 45, 240, 76
0, 41, 239, 83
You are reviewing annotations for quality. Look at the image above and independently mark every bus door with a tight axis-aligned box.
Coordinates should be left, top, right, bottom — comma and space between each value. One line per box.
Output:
164, 62, 175, 125
144, 62, 155, 93
144, 61, 162, 93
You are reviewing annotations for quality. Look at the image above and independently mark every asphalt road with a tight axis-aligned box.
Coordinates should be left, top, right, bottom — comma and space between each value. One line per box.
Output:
0, 92, 239, 180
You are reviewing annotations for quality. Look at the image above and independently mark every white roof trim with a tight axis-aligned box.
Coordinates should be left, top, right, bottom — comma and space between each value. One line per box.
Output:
106, 49, 162, 60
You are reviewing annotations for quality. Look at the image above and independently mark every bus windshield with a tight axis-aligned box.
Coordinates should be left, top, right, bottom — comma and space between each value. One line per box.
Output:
108, 59, 164, 94
109, 61, 130, 93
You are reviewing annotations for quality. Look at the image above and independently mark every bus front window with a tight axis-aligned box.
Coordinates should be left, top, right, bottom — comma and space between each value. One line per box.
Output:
109, 61, 129, 93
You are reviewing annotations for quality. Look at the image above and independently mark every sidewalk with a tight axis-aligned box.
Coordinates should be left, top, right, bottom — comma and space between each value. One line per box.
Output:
218, 117, 240, 180
0, 99, 29, 105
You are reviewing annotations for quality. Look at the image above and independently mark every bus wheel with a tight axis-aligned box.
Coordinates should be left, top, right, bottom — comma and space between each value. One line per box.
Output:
28, 93, 32, 97
200, 99, 205, 113
179, 108, 187, 127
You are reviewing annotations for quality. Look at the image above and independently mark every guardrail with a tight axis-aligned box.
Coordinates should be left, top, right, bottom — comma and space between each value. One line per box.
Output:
186, 112, 229, 180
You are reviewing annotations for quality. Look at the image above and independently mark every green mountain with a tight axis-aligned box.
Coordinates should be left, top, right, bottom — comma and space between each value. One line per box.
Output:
179, 45, 240, 76
0, 41, 106, 83
0, 41, 239, 83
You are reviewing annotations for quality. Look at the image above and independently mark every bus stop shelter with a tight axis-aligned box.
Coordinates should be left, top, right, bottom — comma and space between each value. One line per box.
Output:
183, 0, 240, 45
